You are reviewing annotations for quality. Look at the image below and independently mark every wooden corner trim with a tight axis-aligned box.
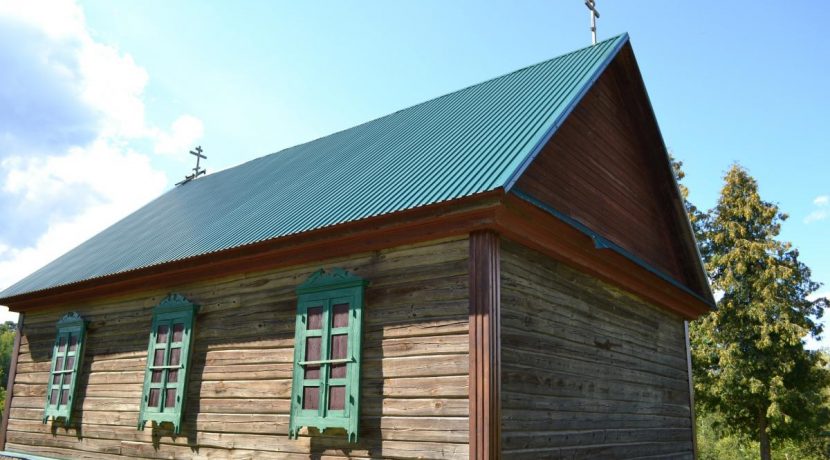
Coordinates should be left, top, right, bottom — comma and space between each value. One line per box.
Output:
0, 314, 24, 450
685, 321, 699, 458
469, 231, 501, 459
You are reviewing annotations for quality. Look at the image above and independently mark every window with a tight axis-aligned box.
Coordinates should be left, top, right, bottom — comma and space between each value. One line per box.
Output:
137, 294, 198, 434
43, 312, 87, 426
289, 268, 367, 443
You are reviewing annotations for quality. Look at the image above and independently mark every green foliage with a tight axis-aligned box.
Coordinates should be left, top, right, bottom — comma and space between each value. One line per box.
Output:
0, 322, 16, 389
690, 164, 830, 458
669, 154, 709, 253
0, 321, 16, 416
697, 411, 830, 460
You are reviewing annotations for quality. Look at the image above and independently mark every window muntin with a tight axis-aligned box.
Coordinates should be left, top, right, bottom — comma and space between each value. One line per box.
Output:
43, 312, 87, 426
137, 294, 198, 434
289, 269, 366, 443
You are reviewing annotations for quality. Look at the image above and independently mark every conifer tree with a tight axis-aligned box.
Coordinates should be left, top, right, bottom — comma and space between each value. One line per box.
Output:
691, 164, 829, 460
670, 155, 708, 249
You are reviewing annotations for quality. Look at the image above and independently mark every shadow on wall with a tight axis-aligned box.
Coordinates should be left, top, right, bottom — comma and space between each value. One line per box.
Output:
20, 241, 470, 458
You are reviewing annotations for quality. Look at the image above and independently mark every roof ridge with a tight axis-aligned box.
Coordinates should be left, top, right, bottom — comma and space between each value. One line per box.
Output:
230, 34, 629, 170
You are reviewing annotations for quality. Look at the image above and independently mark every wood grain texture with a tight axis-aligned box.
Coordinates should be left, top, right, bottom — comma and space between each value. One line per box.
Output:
5, 238, 469, 459
469, 231, 501, 460
495, 195, 710, 320
500, 240, 694, 459
514, 43, 709, 301
0, 314, 23, 450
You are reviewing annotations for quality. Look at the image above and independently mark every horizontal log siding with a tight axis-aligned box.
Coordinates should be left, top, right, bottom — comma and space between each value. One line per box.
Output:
6, 237, 469, 459
500, 240, 694, 459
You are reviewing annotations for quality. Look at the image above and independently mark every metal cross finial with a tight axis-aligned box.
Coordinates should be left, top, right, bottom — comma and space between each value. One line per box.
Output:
585, 0, 600, 45
175, 146, 207, 186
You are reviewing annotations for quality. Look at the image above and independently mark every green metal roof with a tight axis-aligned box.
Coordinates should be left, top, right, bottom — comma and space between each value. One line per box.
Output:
0, 34, 628, 300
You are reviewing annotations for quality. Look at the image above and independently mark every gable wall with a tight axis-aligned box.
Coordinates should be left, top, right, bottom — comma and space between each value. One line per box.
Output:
6, 237, 470, 459
514, 49, 696, 289
500, 239, 694, 458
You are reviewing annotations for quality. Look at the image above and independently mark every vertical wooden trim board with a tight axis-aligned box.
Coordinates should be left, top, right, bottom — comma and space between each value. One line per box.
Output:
469, 231, 501, 459
686, 321, 699, 459
0, 313, 24, 451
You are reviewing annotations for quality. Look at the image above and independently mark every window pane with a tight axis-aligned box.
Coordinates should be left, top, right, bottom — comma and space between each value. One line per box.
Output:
151, 370, 163, 383
302, 386, 319, 410
165, 389, 177, 408
330, 334, 347, 360
64, 372, 73, 387
69, 335, 78, 352
148, 388, 160, 407
330, 334, 348, 378
154, 349, 166, 366
304, 336, 321, 379
169, 348, 181, 366
156, 324, 169, 344
172, 323, 184, 343
55, 357, 63, 372
57, 337, 66, 352
307, 307, 323, 330
65, 356, 75, 370
332, 303, 349, 328
305, 364, 320, 380
60, 390, 68, 405
52, 373, 61, 385
330, 363, 346, 379
305, 336, 321, 361
50, 389, 58, 405
168, 347, 180, 382
328, 386, 345, 410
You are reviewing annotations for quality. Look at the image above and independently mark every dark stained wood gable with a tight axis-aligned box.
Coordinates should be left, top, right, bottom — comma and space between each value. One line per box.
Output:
513, 43, 709, 299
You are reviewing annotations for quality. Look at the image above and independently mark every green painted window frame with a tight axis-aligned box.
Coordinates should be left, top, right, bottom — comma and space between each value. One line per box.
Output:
289, 268, 367, 443
43, 312, 87, 426
137, 294, 198, 434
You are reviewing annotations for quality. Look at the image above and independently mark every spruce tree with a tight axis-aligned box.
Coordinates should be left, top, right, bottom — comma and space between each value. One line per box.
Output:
691, 164, 829, 460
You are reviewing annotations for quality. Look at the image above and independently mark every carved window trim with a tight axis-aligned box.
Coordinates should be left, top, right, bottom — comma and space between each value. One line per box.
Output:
43, 312, 87, 426
289, 268, 366, 443
137, 294, 198, 434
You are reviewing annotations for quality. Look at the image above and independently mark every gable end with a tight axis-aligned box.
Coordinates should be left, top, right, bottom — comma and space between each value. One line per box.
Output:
512, 42, 712, 302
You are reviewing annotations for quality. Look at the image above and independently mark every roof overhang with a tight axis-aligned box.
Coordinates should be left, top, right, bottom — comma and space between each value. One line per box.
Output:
1, 190, 713, 319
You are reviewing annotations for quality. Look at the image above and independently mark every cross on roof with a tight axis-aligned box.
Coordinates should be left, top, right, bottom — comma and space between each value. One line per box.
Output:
585, 0, 600, 45
176, 146, 207, 186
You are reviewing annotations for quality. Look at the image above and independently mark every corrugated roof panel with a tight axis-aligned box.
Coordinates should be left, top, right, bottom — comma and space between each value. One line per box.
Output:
0, 34, 628, 299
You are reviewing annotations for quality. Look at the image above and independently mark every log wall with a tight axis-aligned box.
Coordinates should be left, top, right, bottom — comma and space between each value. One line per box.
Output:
6, 237, 470, 459
500, 240, 694, 459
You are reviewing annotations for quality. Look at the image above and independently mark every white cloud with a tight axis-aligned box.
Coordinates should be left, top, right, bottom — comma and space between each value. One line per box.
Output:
154, 115, 205, 156
0, 143, 167, 293
3, 140, 165, 207
79, 40, 149, 138
0, 0, 201, 306
0, 0, 86, 41
804, 195, 829, 224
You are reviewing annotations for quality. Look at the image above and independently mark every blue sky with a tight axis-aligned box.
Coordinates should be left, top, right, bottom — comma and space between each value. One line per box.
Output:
0, 1, 827, 344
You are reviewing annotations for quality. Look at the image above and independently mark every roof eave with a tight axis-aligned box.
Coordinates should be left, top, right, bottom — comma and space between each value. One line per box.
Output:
0, 190, 506, 311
